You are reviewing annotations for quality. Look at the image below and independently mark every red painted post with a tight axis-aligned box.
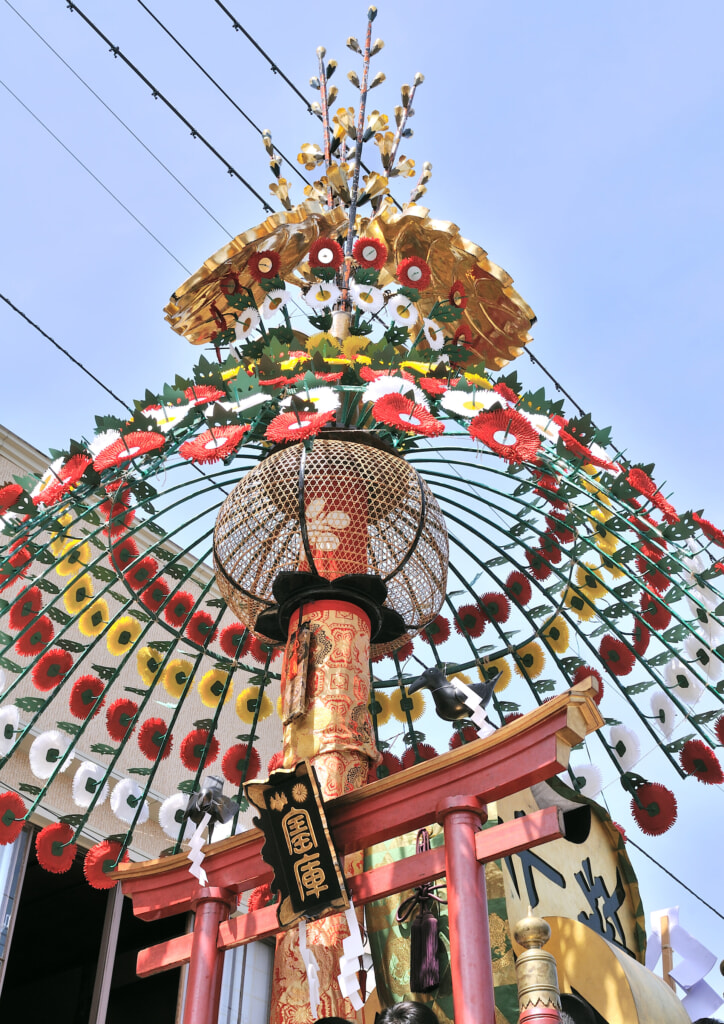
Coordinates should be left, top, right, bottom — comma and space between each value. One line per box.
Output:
438, 795, 496, 1024
183, 886, 235, 1024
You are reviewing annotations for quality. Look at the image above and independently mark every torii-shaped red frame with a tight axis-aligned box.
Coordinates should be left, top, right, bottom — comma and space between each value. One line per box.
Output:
116, 680, 602, 1024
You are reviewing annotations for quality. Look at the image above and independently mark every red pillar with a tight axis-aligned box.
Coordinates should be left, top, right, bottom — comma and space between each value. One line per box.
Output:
438, 795, 496, 1024
183, 886, 236, 1024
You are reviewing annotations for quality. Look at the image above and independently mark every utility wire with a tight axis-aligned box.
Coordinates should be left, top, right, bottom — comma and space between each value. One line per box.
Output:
626, 836, 724, 922
2, 0, 233, 238
0, 76, 191, 273
525, 346, 586, 418
133, 0, 310, 188
0, 293, 133, 413
64, 0, 273, 213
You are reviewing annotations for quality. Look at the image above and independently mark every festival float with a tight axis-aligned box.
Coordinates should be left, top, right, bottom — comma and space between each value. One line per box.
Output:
0, 9, 722, 1023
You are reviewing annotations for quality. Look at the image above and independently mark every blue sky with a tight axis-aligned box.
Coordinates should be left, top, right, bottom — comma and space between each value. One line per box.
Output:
1, 0, 722, 987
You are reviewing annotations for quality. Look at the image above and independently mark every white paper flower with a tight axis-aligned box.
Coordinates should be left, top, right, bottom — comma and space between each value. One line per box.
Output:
570, 763, 602, 798
111, 779, 150, 824
520, 412, 562, 442
387, 295, 419, 328
421, 318, 445, 351
145, 403, 194, 434
208, 393, 271, 418
158, 793, 195, 841
609, 725, 641, 772
686, 603, 724, 646
88, 430, 121, 458
650, 690, 680, 739
441, 389, 504, 418
683, 635, 724, 682
0, 705, 19, 756
235, 308, 260, 342
363, 376, 428, 409
589, 443, 622, 474
350, 283, 385, 316
281, 387, 340, 416
664, 658, 705, 705
30, 458, 65, 502
72, 761, 110, 809
29, 730, 72, 780
261, 288, 290, 320
304, 282, 340, 310
687, 584, 720, 613
306, 497, 350, 552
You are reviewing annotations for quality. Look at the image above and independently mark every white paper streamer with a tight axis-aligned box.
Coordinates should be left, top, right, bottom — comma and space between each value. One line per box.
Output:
186, 811, 211, 885
298, 919, 320, 1018
452, 678, 495, 738
337, 903, 375, 1011
647, 906, 722, 1016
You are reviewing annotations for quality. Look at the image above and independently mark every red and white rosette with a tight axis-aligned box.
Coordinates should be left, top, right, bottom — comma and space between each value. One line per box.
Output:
179, 425, 249, 465
93, 431, 165, 472
468, 407, 540, 464
264, 409, 335, 444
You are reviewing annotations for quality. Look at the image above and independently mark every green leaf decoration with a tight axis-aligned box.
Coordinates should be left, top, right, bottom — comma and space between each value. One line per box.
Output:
16, 696, 48, 713
57, 639, 87, 653
90, 564, 116, 583
90, 743, 118, 756
92, 664, 118, 682
35, 578, 60, 594
59, 814, 84, 827
177, 779, 197, 794
19, 783, 41, 797
128, 767, 153, 776
56, 722, 82, 736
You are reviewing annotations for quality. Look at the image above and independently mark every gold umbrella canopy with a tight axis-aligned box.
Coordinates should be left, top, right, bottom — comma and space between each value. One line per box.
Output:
163, 200, 347, 346
360, 202, 535, 370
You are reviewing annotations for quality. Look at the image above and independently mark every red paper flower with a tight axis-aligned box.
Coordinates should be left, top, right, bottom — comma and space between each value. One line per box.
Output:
372, 393, 444, 437
533, 473, 565, 508
715, 714, 724, 746
418, 377, 448, 396
375, 751, 403, 779
640, 593, 671, 631
469, 408, 540, 464
309, 237, 344, 270
448, 280, 467, 309
0, 484, 23, 515
0, 792, 26, 846
83, 840, 129, 890
504, 712, 524, 725
311, 371, 344, 383
599, 635, 635, 677
265, 409, 335, 444
32, 648, 74, 691
493, 383, 519, 405
7, 542, 31, 575
692, 512, 724, 548
395, 640, 414, 662
630, 782, 677, 836
453, 323, 472, 345
14, 614, 54, 657
139, 577, 169, 613
453, 604, 487, 638
479, 592, 511, 623
163, 590, 194, 628
546, 514, 575, 544
626, 467, 679, 522
267, 751, 284, 774
222, 743, 261, 786
247, 883, 275, 912
8, 586, 42, 630
69, 675, 105, 720
184, 385, 227, 406
248, 249, 281, 282
138, 718, 173, 761
124, 556, 158, 592
505, 570, 532, 606
102, 507, 136, 539
179, 426, 249, 465
538, 533, 563, 565
106, 699, 138, 742
219, 623, 251, 659
110, 537, 139, 574
93, 431, 165, 472
36, 823, 77, 874
421, 615, 451, 644
572, 665, 603, 703
525, 549, 552, 581
396, 256, 431, 291
185, 610, 218, 647
249, 634, 282, 665
180, 729, 219, 771
631, 620, 650, 656
449, 725, 479, 749
401, 742, 438, 769
352, 236, 387, 270
680, 739, 724, 784
34, 455, 91, 506
635, 556, 671, 595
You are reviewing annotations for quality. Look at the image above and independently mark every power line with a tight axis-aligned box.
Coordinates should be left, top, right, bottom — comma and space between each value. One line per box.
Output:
2, 0, 233, 239
0, 293, 133, 413
133, 0, 311, 188
64, 0, 273, 214
626, 836, 724, 922
0, 76, 191, 273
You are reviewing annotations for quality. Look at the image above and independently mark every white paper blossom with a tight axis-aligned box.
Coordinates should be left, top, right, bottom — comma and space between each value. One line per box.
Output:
0, 705, 19, 756
441, 389, 505, 418
306, 497, 350, 552
570, 763, 602, 798
281, 387, 340, 415
145, 403, 194, 434
350, 283, 385, 316
261, 288, 290, 320
421, 318, 445, 351
88, 430, 121, 458
235, 307, 260, 342
72, 761, 109, 809
664, 658, 705, 705
520, 412, 561, 442
683, 635, 724, 682
208, 393, 271, 418
304, 282, 340, 310
29, 730, 72, 780
387, 295, 418, 328
650, 690, 680, 739
30, 458, 65, 502
159, 793, 195, 841
363, 376, 428, 409
111, 778, 150, 824
609, 725, 641, 772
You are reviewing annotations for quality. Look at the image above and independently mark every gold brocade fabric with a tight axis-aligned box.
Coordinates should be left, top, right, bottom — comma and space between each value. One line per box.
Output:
270, 600, 377, 1024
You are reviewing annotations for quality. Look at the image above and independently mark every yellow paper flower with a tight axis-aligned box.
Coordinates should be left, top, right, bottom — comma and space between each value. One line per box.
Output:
574, 563, 606, 602
355, 354, 372, 365
106, 615, 143, 656
479, 657, 512, 693
579, 475, 611, 506
542, 615, 570, 654
306, 331, 339, 353
221, 364, 241, 382
368, 690, 391, 726
63, 573, 94, 615
198, 669, 232, 708
514, 641, 546, 679
600, 556, 625, 580
564, 588, 597, 622
77, 598, 109, 637
163, 658, 194, 699
56, 539, 91, 577
390, 687, 425, 723
236, 687, 273, 724
137, 646, 164, 687
276, 693, 283, 719
463, 373, 492, 389
341, 335, 370, 360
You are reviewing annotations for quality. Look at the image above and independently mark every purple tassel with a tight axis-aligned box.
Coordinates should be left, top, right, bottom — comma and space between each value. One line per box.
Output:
410, 908, 439, 993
